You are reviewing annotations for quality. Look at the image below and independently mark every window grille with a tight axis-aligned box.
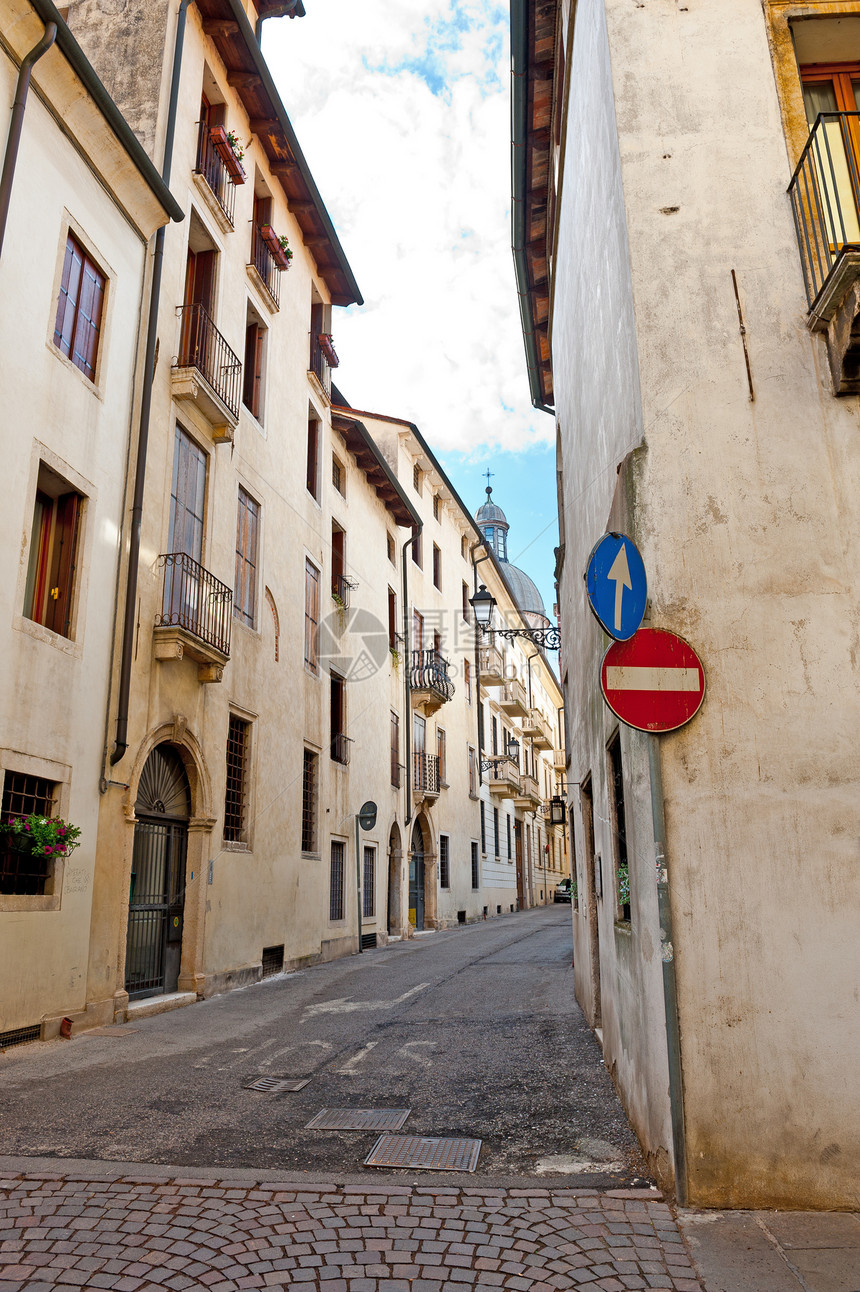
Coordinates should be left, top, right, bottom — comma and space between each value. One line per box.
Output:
471, 841, 479, 890
224, 715, 250, 842
332, 455, 345, 495
439, 835, 450, 889
1, 773, 57, 896
261, 944, 284, 978
301, 750, 317, 853
363, 846, 375, 918
330, 841, 345, 920
433, 494, 440, 521
413, 463, 421, 493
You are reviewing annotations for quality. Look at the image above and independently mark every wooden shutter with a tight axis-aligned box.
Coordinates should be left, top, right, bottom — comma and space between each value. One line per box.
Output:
46, 492, 80, 636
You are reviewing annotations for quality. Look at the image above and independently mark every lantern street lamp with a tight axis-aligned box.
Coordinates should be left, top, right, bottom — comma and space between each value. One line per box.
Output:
469, 584, 561, 651
549, 795, 566, 826
481, 734, 520, 773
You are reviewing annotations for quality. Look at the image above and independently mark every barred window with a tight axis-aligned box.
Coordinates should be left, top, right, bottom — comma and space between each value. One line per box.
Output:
332, 454, 345, 495
363, 845, 375, 918
304, 558, 320, 672
413, 463, 421, 493
480, 801, 485, 854
301, 749, 317, 853
493, 806, 500, 858
433, 494, 441, 522
471, 840, 479, 890
330, 840, 345, 921
224, 715, 250, 843
1, 773, 58, 896
439, 835, 450, 889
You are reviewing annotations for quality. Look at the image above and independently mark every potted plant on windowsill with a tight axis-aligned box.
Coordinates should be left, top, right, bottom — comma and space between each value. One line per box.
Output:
261, 226, 292, 270
0, 813, 81, 860
318, 333, 339, 368
210, 126, 246, 184
617, 864, 630, 922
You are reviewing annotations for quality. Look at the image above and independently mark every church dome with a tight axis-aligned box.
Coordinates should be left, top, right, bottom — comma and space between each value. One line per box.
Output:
501, 564, 549, 630
475, 494, 508, 526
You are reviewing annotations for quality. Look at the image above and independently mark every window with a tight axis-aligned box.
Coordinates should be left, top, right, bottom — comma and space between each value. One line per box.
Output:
388, 588, 397, 650
491, 716, 498, 756
390, 712, 401, 787
301, 750, 317, 853
24, 466, 83, 639
1, 773, 57, 896
234, 487, 259, 627
306, 415, 320, 500
53, 232, 105, 381
437, 728, 447, 785
304, 558, 320, 672
330, 840, 345, 920
461, 534, 467, 560
471, 841, 479, 890
363, 846, 376, 918
413, 463, 421, 493
467, 745, 477, 797
493, 806, 500, 858
331, 523, 347, 603
224, 714, 250, 843
432, 543, 441, 591
462, 580, 470, 622
480, 801, 486, 854
413, 609, 424, 653
332, 454, 345, 495
433, 494, 441, 522
387, 532, 396, 565
412, 525, 422, 568
607, 732, 629, 919
464, 658, 471, 704
507, 814, 512, 860
331, 671, 348, 763
242, 308, 266, 420
439, 835, 450, 889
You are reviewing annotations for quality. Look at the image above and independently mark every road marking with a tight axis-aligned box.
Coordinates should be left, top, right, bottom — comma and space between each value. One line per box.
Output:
334, 1041, 378, 1075
216, 1037, 278, 1071
604, 666, 701, 692
259, 1039, 332, 1070
302, 982, 429, 1020
399, 1040, 436, 1068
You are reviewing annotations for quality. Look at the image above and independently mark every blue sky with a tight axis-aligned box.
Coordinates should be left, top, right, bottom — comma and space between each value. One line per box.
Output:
263, 1, 559, 621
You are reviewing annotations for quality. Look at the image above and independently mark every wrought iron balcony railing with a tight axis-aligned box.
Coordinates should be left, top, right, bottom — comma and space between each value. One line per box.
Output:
331, 732, 352, 765
194, 121, 237, 226
309, 334, 332, 396
156, 552, 232, 657
409, 649, 454, 703
175, 303, 242, 420
789, 112, 860, 309
413, 751, 440, 796
332, 574, 357, 609
250, 224, 280, 307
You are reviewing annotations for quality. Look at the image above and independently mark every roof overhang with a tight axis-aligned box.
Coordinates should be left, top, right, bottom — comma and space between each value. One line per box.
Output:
331, 408, 421, 529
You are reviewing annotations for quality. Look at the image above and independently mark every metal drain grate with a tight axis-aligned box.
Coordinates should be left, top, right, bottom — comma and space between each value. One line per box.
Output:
305, 1107, 411, 1131
244, 1075, 310, 1093
360, 932, 378, 950
0, 1023, 40, 1051
364, 1133, 482, 1172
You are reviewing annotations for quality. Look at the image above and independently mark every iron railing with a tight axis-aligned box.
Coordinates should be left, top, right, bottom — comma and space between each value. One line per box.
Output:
331, 733, 352, 765
413, 751, 440, 796
156, 552, 232, 657
310, 334, 331, 396
409, 649, 454, 703
332, 573, 357, 609
789, 112, 860, 308
250, 224, 280, 307
194, 121, 236, 226
174, 303, 242, 419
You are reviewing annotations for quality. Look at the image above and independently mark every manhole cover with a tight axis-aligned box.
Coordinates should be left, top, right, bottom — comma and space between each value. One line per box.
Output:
364, 1134, 482, 1172
305, 1108, 411, 1131
243, 1076, 310, 1093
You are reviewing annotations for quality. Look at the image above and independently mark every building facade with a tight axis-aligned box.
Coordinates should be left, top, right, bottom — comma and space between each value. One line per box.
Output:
513, 0, 860, 1208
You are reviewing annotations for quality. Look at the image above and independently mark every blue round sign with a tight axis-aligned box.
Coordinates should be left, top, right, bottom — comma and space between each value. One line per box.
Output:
585, 533, 647, 641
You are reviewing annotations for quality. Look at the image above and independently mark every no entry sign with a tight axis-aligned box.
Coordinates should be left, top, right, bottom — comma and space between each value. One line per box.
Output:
600, 628, 705, 733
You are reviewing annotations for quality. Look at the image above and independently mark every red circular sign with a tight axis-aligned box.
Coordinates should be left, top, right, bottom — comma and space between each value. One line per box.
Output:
600, 628, 705, 733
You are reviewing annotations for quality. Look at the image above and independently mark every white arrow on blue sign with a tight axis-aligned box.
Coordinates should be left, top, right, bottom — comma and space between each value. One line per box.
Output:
585, 533, 648, 641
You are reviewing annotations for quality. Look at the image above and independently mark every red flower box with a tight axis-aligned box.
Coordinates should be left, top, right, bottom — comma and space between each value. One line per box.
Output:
318, 333, 339, 368
261, 225, 291, 270
210, 125, 245, 184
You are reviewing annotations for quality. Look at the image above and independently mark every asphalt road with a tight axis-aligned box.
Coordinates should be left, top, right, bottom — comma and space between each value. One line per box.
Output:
0, 906, 650, 1186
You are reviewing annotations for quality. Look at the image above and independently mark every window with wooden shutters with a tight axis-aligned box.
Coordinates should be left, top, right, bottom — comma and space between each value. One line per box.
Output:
467, 745, 477, 797
306, 415, 320, 500
234, 487, 259, 627
304, 558, 320, 672
301, 749, 317, 853
330, 840, 345, 921
390, 712, 401, 787
388, 588, 397, 650
242, 312, 265, 420
53, 232, 105, 381
411, 525, 422, 567
432, 543, 441, 590
23, 466, 83, 639
363, 846, 375, 918
224, 714, 250, 843
464, 658, 471, 704
437, 728, 446, 785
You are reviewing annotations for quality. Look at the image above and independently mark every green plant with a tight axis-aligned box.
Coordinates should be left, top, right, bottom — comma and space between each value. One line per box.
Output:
0, 813, 81, 859
617, 864, 630, 906
276, 234, 293, 260
225, 130, 245, 161
390, 647, 401, 671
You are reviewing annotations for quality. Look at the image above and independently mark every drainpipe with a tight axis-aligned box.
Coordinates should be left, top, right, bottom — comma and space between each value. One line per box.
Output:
401, 526, 422, 826
110, 0, 190, 765
648, 735, 688, 1205
470, 543, 490, 785
0, 22, 57, 260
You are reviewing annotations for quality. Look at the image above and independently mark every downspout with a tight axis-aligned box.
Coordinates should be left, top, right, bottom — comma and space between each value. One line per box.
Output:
648, 735, 688, 1205
470, 542, 490, 785
510, 0, 553, 417
110, 0, 190, 765
0, 22, 57, 260
401, 526, 422, 826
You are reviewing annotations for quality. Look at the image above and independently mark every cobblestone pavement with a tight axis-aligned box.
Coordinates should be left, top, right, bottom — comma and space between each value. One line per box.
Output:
0, 1168, 703, 1292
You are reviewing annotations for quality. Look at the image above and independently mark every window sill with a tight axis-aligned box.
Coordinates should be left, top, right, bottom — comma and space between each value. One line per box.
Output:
192, 169, 234, 234
222, 841, 250, 852
301, 851, 320, 860
47, 337, 103, 399
13, 614, 81, 658
245, 261, 280, 314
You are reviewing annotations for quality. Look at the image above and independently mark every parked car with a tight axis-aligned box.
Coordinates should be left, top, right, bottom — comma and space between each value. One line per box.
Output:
554, 877, 572, 903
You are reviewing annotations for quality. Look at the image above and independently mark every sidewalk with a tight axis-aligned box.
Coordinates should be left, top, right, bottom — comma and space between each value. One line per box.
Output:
678, 1209, 860, 1292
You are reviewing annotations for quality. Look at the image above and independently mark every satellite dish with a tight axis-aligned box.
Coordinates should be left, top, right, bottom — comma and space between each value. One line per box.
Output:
358, 801, 377, 831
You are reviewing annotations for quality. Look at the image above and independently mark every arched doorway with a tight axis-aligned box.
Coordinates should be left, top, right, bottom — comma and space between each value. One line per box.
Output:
409, 819, 425, 931
125, 745, 190, 1000
388, 822, 402, 935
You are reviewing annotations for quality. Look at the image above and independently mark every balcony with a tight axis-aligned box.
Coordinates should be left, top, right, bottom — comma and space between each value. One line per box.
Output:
309, 334, 333, 399
479, 643, 505, 686
788, 112, 860, 391
552, 747, 567, 773
485, 758, 521, 798
499, 677, 528, 717
153, 552, 232, 682
521, 707, 554, 750
331, 733, 352, 766
514, 773, 541, 811
247, 224, 282, 310
410, 649, 454, 715
413, 751, 440, 802
193, 122, 237, 229
332, 573, 357, 610
172, 304, 242, 438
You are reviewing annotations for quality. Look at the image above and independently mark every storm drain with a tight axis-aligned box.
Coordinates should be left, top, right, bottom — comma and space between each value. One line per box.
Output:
364, 1133, 482, 1172
244, 1076, 310, 1093
305, 1108, 411, 1131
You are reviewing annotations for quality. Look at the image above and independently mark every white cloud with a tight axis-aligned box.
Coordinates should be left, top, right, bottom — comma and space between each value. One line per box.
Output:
263, 1, 552, 454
